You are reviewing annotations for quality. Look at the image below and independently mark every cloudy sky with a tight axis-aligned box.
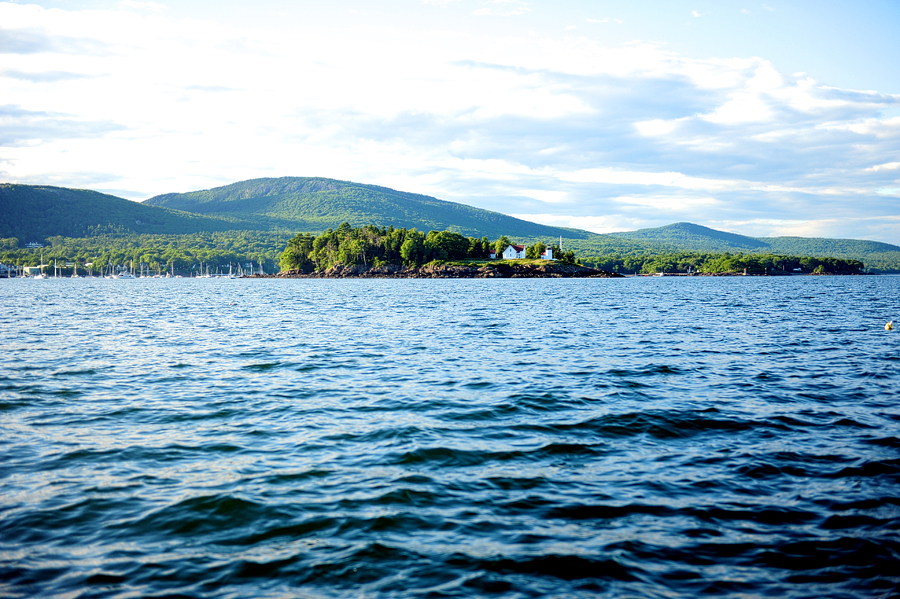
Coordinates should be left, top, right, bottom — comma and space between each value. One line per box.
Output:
2, 0, 899, 243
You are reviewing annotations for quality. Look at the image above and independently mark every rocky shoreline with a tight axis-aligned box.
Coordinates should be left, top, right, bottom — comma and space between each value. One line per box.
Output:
256, 262, 624, 279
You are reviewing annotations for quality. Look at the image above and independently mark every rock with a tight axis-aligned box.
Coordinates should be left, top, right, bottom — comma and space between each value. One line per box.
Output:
269, 262, 624, 279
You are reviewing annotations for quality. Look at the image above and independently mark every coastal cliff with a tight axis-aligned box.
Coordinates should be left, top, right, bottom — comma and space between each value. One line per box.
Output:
264, 262, 623, 279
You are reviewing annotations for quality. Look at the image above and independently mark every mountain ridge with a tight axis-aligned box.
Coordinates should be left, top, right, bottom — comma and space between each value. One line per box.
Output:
144, 176, 589, 240
2, 179, 899, 271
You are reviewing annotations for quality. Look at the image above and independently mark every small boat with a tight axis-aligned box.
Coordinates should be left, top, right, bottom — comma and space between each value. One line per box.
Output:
33, 251, 48, 279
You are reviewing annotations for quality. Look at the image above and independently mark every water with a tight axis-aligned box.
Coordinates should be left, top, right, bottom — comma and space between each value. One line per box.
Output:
1, 276, 898, 598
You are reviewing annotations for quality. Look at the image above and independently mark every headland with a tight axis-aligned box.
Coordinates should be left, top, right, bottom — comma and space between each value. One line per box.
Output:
261, 262, 623, 279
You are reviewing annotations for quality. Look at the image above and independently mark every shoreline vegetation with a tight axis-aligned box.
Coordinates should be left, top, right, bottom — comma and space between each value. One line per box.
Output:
268, 261, 623, 279
272, 224, 866, 279
271, 223, 620, 278
0, 222, 874, 278
3, 181, 899, 275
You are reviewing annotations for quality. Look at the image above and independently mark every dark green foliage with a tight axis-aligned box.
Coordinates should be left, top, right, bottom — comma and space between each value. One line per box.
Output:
605, 222, 769, 252
425, 230, 470, 261
144, 177, 582, 240
4, 181, 899, 272
0, 184, 236, 242
549, 223, 900, 272
526, 242, 546, 259
0, 231, 287, 276
556, 247, 578, 265
280, 224, 533, 270
581, 252, 865, 275
279, 233, 316, 272
493, 236, 512, 255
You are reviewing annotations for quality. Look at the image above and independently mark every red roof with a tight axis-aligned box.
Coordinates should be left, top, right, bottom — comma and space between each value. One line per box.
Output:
511, 245, 525, 251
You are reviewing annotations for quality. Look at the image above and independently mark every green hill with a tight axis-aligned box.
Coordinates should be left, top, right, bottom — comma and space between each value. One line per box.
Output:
603, 222, 770, 252
759, 235, 900, 257
144, 177, 587, 241
3, 179, 899, 272
0, 183, 234, 242
564, 222, 900, 272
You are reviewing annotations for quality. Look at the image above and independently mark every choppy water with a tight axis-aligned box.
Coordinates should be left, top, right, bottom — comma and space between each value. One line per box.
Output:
1, 276, 899, 598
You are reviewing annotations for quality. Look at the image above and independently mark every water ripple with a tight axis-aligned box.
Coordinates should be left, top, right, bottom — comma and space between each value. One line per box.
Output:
1, 276, 899, 598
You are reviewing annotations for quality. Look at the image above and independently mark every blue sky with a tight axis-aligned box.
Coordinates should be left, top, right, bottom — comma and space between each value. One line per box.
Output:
2, 0, 899, 242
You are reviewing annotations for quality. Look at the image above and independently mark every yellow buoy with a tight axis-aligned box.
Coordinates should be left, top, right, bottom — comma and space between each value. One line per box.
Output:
887, 321, 894, 331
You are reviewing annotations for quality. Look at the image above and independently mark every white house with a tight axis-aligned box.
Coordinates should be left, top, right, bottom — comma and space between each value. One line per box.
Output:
502, 244, 526, 260
541, 246, 554, 260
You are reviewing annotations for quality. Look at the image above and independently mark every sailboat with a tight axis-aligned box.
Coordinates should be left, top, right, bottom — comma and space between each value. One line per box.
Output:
71, 262, 81, 278
33, 252, 47, 279
116, 259, 136, 279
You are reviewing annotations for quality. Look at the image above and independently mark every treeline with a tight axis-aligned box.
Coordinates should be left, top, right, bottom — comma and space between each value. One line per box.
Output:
0, 232, 288, 275
0, 183, 235, 242
581, 252, 865, 274
280, 223, 576, 271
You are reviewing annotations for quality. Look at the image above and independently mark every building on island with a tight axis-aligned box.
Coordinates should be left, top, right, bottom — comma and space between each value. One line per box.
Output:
488, 249, 497, 259
502, 244, 526, 260
540, 246, 554, 260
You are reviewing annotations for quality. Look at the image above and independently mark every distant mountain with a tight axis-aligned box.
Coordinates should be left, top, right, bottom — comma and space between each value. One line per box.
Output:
604, 222, 770, 252
3, 179, 898, 271
144, 177, 587, 241
759, 236, 900, 257
570, 222, 900, 272
0, 183, 232, 241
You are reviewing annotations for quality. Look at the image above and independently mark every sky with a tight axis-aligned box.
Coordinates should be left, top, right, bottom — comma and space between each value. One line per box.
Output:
2, 0, 900, 243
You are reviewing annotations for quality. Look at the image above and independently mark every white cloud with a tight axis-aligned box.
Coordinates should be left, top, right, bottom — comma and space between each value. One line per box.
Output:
866, 162, 900, 172
117, 0, 166, 11
558, 168, 739, 192
587, 17, 622, 24
635, 119, 677, 136
473, 0, 531, 17
509, 213, 638, 234
692, 10, 702, 17
1, 1, 899, 243
515, 190, 568, 203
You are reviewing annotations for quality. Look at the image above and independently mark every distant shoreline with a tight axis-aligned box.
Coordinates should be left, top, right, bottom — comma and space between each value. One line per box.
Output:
626, 271, 873, 277
256, 262, 624, 279
244, 264, 875, 280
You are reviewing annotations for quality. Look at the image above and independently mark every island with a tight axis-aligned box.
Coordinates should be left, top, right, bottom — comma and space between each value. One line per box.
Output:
265, 224, 623, 278
265, 262, 622, 279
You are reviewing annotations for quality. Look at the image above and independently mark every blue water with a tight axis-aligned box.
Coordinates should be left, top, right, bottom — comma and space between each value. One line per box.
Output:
1, 276, 899, 598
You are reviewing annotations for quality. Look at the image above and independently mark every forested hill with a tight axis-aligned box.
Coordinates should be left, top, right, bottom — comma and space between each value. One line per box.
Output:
144, 177, 585, 241
0, 183, 234, 241
570, 222, 900, 271
3, 180, 899, 271
759, 236, 900, 256
602, 222, 769, 252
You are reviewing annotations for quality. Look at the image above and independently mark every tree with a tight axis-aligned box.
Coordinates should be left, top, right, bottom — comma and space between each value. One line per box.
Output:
400, 230, 427, 265
526, 241, 546, 259
425, 230, 469, 261
279, 232, 315, 272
